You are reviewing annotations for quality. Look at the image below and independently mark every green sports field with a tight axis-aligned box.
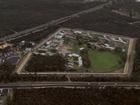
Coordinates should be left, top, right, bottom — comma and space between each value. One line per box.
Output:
88, 50, 122, 73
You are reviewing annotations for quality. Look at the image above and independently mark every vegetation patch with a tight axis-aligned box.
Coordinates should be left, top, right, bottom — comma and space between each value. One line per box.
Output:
88, 50, 122, 72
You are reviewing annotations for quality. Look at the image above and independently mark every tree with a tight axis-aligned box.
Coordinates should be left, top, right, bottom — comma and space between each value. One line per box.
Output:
80, 49, 91, 68
113, 0, 137, 18
26, 54, 66, 72
0, 61, 15, 82
114, 47, 122, 53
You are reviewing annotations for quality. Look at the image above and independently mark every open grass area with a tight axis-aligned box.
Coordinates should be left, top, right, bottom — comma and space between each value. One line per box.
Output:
70, 44, 87, 52
88, 50, 122, 72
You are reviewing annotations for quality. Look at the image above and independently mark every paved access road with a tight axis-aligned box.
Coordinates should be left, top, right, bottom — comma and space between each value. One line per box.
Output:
123, 39, 136, 76
0, 2, 111, 42
0, 82, 140, 89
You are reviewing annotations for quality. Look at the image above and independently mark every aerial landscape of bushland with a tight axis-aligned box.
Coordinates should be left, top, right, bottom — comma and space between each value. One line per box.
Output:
8, 87, 140, 105
0, 0, 103, 36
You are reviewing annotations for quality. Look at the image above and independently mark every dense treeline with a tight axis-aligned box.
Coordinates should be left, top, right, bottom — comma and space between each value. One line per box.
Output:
11, 25, 59, 44
8, 87, 140, 105
26, 54, 66, 72
10, 74, 68, 82
133, 39, 140, 72
112, 0, 140, 18
131, 39, 140, 80
0, 0, 102, 36
60, 8, 140, 37
0, 62, 15, 82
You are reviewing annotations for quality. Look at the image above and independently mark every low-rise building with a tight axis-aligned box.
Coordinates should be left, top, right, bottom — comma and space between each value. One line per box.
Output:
0, 42, 12, 50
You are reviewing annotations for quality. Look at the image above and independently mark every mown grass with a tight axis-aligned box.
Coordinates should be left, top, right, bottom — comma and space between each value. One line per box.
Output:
88, 50, 122, 72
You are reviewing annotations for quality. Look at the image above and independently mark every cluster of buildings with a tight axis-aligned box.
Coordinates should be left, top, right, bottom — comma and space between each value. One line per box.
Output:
32, 28, 129, 69
67, 53, 83, 68
33, 29, 84, 69
73, 29, 129, 52
19, 41, 35, 53
0, 40, 35, 65
33, 31, 65, 56
0, 42, 20, 64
